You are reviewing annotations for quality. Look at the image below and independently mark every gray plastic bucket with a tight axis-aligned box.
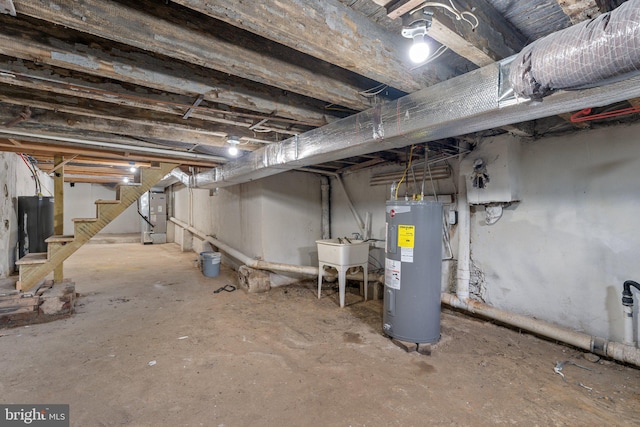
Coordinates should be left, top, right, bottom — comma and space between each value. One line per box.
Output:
200, 251, 221, 277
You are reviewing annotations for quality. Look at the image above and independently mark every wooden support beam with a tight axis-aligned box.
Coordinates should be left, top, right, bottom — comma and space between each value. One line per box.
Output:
386, 0, 425, 20
48, 155, 78, 174
556, 0, 600, 24
13, 0, 376, 110
0, 138, 217, 168
0, 18, 331, 127
62, 176, 133, 184
41, 166, 134, 177
171, 0, 454, 93
0, 104, 228, 147
0, 56, 318, 133
0, 84, 279, 143
53, 154, 64, 283
38, 157, 151, 169
427, 0, 528, 66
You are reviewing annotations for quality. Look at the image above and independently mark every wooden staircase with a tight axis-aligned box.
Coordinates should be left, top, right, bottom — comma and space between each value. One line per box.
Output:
15, 163, 177, 292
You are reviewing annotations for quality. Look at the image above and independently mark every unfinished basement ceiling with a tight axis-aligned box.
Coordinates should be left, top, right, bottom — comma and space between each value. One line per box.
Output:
0, 0, 637, 183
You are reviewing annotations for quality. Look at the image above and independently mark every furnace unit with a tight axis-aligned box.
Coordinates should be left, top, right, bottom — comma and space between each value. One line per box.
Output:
384, 200, 443, 344
139, 191, 167, 244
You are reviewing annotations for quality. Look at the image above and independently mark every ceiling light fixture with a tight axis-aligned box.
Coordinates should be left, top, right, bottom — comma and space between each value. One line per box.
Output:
401, 2, 479, 65
227, 136, 240, 156
123, 176, 130, 183
129, 166, 137, 173
402, 9, 433, 64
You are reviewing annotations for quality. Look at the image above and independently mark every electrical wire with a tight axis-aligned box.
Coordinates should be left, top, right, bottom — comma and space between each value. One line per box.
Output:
19, 153, 40, 195
410, 1, 479, 30
395, 145, 415, 200
26, 155, 44, 196
358, 84, 389, 98
410, 44, 449, 70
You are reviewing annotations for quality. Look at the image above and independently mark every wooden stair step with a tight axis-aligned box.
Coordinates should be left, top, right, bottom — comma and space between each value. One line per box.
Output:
72, 217, 99, 223
16, 162, 178, 292
45, 235, 75, 244
16, 252, 48, 265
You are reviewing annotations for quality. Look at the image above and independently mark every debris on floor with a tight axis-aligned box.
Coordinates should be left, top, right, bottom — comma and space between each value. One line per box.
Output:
237, 265, 270, 293
0, 279, 76, 328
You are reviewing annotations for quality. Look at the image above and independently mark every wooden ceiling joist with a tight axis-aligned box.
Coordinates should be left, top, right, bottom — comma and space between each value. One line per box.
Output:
14, 0, 376, 110
0, 18, 331, 127
0, 139, 218, 168
171, 0, 454, 92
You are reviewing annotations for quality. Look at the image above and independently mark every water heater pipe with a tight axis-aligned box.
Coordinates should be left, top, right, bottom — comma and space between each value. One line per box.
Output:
169, 217, 383, 282
304, 168, 366, 238
456, 172, 470, 300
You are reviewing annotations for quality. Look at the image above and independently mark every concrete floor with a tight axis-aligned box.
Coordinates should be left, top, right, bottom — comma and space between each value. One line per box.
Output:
1, 243, 640, 426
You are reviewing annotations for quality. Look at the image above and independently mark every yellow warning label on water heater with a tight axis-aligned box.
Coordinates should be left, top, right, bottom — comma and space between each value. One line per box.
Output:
397, 225, 415, 248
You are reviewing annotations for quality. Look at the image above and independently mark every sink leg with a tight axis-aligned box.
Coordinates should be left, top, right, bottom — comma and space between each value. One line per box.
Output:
338, 267, 347, 308
317, 263, 323, 299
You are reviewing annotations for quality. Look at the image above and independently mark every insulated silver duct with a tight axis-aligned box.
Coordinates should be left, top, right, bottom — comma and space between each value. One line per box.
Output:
510, 0, 640, 100
193, 57, 640, 188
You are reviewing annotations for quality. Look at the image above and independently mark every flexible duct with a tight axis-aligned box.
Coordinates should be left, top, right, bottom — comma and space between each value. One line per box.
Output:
510, 0, 640, 100
442, 293, 640, 368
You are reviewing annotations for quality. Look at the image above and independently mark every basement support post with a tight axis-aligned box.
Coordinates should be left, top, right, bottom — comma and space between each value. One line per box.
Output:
53, 154, 64, 283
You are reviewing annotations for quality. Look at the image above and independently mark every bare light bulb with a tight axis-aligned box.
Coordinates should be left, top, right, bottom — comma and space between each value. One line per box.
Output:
228, 145, 239, 156
409, 34, 430, 63
123, 176, 130, 183
129, 166, 137, 173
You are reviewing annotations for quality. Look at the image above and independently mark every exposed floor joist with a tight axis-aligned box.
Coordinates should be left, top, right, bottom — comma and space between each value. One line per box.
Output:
172, 0, 454, 92
13, 0, 380, 111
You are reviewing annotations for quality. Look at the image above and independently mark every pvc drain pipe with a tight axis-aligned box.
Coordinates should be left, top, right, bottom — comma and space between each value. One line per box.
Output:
169, 217, 383, 283
442, 293, 640, 368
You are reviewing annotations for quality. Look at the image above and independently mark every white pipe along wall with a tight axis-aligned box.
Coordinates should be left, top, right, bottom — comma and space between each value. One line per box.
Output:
169, 217, 383, 283
441, 294, 640, 367
448, 134, 640, 368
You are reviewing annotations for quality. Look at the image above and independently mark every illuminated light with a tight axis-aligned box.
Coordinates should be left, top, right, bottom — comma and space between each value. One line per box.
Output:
409, 34, 430, 63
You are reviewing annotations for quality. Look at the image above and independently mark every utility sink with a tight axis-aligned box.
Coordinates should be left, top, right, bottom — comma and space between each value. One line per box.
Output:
316, 239, 369, 266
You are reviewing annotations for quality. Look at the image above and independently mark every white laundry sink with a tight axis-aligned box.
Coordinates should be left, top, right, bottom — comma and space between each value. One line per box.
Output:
316, 239, 369, 266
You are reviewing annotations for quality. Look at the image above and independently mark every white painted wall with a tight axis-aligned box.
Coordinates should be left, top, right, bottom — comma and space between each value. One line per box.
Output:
0, 153, 53, 278
470, 126, 640, 342
63, 183, 139, 235
174, 171, 322, 271
333, 163, 458, 273
167, 121, 639, 342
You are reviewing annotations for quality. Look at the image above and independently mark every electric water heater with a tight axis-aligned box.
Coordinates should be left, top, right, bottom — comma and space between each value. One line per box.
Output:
383, 200, 443, 343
